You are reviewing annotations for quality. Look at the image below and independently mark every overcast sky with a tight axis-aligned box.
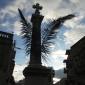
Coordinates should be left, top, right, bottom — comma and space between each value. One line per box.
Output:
0, 0, 85, 81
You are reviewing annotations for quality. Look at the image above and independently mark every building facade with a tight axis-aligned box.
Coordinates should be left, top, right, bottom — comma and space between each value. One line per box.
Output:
0, 31, 16, 85
64, 36, 85, 85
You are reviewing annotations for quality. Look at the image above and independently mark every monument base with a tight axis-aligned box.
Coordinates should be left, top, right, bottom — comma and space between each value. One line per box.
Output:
23, 65, 55, 85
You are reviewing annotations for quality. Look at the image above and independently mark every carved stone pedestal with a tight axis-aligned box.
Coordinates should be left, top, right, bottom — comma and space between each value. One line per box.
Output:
23, 65, 54, 85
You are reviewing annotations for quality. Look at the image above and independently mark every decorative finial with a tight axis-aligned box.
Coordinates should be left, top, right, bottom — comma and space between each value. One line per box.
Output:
33, 3, 43, 15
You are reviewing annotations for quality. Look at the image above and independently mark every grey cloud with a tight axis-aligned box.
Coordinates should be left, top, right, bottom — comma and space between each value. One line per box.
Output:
79, 17, 85, 25
0, 0, 85, 46
0, 0, 15, 9
0, 0, 33, 34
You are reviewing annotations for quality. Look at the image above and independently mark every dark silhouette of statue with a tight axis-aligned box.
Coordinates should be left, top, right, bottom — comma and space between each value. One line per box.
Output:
18, 3, 75, 85
18, 3, 75, 64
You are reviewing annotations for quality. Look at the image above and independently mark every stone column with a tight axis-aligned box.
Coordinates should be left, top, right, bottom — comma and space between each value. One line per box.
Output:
29, 10, 44, 65
23, 3, 54, 85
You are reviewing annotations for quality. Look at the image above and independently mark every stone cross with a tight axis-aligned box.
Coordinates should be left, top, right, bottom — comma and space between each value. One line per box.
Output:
33, 3, 42, 14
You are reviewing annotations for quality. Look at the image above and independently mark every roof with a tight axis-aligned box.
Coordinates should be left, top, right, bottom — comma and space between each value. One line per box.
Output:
66, 36, 85, 56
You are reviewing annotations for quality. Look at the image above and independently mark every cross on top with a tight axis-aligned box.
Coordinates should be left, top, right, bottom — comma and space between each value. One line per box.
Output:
33, 3, 42, 14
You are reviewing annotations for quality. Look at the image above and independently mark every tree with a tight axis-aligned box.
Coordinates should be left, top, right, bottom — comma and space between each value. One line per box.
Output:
18, 8, 75, 62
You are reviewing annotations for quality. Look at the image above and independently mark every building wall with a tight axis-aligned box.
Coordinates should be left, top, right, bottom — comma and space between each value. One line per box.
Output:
64, 36, 85, 85
0, 31, 16, 85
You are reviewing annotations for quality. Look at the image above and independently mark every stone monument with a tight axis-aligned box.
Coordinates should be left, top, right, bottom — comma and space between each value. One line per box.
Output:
23, 3, 54, 85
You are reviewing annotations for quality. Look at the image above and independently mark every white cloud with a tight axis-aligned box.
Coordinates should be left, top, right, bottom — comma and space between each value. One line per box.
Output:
63, 14, 85, 46
51, 50, 66, 55
53, 78, 60, 84
0, 0, 33, 35
47, 50, 67, 70
1, 0, 85, 36
14, 21, 22, 35
13, 64, 27, 82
